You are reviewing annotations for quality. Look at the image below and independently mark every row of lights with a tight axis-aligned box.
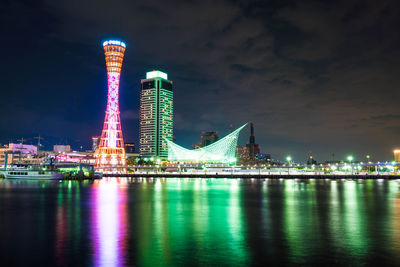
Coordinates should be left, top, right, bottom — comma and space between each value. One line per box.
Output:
285, 155, 372, 164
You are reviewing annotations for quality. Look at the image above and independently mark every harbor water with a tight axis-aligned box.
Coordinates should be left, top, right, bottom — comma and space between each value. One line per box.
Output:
0, 178, 399, 266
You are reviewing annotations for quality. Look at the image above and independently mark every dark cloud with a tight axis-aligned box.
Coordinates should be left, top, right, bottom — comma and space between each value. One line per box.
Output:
0, 0, 399, 161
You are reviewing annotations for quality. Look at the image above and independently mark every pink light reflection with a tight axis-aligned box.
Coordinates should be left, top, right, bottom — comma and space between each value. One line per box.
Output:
90, 179, 128, 266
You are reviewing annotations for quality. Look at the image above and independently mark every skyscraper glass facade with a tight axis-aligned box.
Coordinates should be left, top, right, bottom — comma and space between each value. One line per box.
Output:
140, 70, 173, 159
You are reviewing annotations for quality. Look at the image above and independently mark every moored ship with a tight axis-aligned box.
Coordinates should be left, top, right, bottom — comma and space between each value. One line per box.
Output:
3, 165, 64, 180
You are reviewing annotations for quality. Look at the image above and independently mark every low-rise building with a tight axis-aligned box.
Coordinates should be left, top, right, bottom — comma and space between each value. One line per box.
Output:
0, 143, 39, 165
53, 145, 71, 153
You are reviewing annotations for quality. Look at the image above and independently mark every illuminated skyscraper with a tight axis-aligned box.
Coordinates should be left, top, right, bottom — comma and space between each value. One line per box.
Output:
94, 40, 126, 167
140, 70, 173, 159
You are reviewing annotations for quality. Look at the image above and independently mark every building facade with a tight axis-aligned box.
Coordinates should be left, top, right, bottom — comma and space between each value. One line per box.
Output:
394, 149, 400, 162
201, 131, 219, 147
92, 136, 100, 152
125, 142, 135, 153
53, 145, 71, 153
9, 143, 38, 155
139, 70, 173, 159
246, 121, 260, 161
0, 143, 39, 165
236, 146, 250, 161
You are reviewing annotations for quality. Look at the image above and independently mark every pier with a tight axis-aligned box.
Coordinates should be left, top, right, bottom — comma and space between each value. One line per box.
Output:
103, 173, 400, 179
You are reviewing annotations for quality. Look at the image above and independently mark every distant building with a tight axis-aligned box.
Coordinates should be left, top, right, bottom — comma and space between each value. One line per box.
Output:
139, 70, 173, 160
125, 142, 135, 153
92, 136, 100, 152
0, 143, 38, 165
201, 131, 219, 147
9, 143, 38, 155
246, 122, 260, 161
394, 149, 400, 162
236, 146, 250, 161
258, 153, 271, 162
49, 151, 94, 163
192, 142, 201, 149
53, 145, 71, 154
307, 151, 317, 165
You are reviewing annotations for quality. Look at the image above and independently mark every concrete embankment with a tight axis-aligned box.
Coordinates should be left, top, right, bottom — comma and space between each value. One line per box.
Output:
103, 173, 400, 179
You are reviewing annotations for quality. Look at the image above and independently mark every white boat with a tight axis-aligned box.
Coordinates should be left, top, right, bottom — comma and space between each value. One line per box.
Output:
4, 165, 64, 180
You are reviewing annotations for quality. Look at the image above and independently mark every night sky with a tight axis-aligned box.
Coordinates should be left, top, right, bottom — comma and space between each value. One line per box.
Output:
1, 0, 399, 162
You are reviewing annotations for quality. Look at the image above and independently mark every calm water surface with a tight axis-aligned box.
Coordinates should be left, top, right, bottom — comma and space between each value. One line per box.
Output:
0, 178, 400, 266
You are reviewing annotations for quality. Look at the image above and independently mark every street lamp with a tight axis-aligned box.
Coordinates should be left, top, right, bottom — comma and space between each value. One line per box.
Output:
286, 156, 292, 175
365, 155, 371, 173
347, 156, 353, 175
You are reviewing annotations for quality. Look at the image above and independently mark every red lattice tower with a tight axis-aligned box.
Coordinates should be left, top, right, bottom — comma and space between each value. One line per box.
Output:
94, 40, 126, 167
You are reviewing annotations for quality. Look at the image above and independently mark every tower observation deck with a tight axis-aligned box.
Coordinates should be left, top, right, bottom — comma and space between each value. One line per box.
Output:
94, 40, 126, 167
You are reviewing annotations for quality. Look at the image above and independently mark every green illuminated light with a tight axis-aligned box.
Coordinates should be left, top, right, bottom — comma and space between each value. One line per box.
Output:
166, 124, 247, 163
146, 70, 168, 80
140, 71, 173, 159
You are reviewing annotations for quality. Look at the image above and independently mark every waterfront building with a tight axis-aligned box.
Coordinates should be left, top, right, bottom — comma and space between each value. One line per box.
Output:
94, 40, 127, 167
53, 145, 72, 153
307, 151, 317, 165
246, 121, 260, 160
394, 149, 400, 162
92, 136, 100, 152
48, 151, 94, 164
139, 70, 173, 160
125, 142, 135, 153
8, 143, 38, 155
236, 146, 250, 161
258, 153, 271, 162
166, 124, 246, 163
0, 143, 39, 165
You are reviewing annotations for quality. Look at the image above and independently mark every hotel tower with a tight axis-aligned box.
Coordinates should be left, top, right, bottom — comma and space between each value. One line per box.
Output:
139, 70, 173, 160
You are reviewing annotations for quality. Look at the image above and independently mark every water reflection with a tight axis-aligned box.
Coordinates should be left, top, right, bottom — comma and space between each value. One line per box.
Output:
133, 178, 249, 266
91, 179, 128, 267
0, 178, 400, 266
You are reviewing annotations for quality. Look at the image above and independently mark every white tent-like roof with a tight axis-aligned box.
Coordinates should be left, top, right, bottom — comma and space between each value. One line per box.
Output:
165, 123, 247, 163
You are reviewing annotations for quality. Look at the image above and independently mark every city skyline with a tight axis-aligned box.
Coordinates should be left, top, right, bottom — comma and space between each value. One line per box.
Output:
1, 2, 400, 266
1, 1, 400, 162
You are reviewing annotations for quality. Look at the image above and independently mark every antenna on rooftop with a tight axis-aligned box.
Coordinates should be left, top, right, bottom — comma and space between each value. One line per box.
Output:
34, 135, 44, 148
